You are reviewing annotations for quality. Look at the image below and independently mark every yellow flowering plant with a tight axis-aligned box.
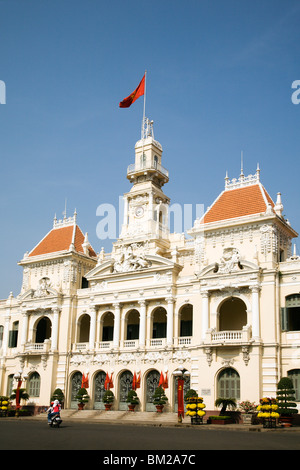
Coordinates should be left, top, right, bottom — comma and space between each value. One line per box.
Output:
257, 397, 279, 421
0, 396, 10, 416
185, 395, 206, 423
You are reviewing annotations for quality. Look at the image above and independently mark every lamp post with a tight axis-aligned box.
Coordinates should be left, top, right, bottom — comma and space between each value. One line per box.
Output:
172, 366, 190, 423
13, 371, 28, 415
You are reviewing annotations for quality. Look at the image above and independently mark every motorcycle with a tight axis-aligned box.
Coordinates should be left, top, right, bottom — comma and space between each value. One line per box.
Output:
48, 413, 62, 428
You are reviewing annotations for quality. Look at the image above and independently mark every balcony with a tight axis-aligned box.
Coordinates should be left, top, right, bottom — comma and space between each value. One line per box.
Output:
127, 162, 169, 179
205, 325, 252, 345
24, 339, 51, 353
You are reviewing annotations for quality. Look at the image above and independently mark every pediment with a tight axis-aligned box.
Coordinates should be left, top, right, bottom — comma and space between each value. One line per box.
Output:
18, 277, 62, 301
18, 286, 61, 301
86, 254, 179, 281
198, 259, 260, 278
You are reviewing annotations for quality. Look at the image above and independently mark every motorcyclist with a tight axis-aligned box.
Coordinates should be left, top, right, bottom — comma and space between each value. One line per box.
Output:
48, 400, 61, 424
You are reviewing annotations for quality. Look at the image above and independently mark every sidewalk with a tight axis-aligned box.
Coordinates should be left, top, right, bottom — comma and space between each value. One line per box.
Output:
30, 409, 300, 431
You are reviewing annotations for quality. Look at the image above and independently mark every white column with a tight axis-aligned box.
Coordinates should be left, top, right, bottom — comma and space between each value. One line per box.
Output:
201, 291, 209, 341
51, 308, 60, 351
166, 297, 175, 346
113, 303, 121, 348
138, 300, 146, 347
21, 311, 29, 347
2, 313, 10, 356
251, 285, 261, 339
123, 196, 128, 226
89, 306, 97, 350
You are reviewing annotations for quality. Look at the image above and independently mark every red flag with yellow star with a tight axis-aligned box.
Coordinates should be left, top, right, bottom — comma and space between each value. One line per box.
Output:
119, 74, 145, 108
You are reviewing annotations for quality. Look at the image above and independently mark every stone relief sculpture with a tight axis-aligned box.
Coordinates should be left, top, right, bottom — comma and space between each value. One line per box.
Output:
113, 245, 151, 273
33, 277, 51, 297
214, 248, 244, 274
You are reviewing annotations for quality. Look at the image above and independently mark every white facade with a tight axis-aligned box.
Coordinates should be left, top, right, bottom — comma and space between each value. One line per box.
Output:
1, 119, 300, 412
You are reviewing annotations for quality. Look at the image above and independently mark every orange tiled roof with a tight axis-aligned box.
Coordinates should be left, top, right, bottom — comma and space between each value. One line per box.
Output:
29, 224, 97, 258
203, 183, 274, 224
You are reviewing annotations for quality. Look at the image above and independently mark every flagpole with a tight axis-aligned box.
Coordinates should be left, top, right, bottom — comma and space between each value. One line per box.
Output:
141, 70, 147, 162
143, 70, 147, 125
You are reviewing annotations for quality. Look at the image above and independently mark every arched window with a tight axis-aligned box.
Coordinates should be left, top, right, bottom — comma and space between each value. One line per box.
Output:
28, 372, 40, 397
288, 369, 300, 402
78, 314, 90, 343
126, 309, 139, 340
219, 297, 247, 331
152, 307, 167, 339
35, 317, 51, 343
217, 368, 240, 400
7, 374, 14, 397
179, 304, 193, 337
281, 295, 300, 331
102, 312, 114, 342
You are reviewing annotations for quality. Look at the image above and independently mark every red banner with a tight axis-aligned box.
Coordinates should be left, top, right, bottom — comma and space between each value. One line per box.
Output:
104, 372, 110, 390
81, 373, 89, 389
119, 74, 145, 108
15, 379, 22, 409
136, 372, 141, 389
177, 379, 184, 418
132, 372, 137, 390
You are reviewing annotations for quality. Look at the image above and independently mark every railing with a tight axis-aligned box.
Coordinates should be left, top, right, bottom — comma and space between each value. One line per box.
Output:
206, 326, 252, 344
127, 162, 169, 178
24, 340, 51, 353
25, 343, 45, 351
123, 340, 138, 349
72, 342, 88, 351
178, 337, 192, 346
211, 331, 243, 342
149, 338, 166, 348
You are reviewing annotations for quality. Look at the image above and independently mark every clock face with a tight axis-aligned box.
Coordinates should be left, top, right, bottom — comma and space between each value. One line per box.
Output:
135, 206, 144, 218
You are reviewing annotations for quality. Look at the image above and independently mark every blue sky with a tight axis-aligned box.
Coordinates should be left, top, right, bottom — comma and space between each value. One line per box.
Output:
0, 0, 300, 298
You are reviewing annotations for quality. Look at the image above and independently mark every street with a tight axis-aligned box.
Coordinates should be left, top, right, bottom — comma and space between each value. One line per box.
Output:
0, 419, 300, 453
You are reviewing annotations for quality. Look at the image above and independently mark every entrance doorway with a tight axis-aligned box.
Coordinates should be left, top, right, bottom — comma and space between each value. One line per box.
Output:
145, 369, 160, 411
119, 370, 133, 410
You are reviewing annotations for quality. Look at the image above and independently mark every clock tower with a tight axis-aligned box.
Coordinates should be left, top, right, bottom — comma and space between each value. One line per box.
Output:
118, 118, 170, 254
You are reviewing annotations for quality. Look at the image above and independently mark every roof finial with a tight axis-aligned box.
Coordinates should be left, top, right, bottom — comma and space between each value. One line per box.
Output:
256, 163, 260, 180
274, 192, 283, 217
63, 198, 67, 220
240, 150, 244, 178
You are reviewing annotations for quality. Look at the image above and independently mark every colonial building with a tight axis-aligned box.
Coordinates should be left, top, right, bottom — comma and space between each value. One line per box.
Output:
1, 118, 300, 413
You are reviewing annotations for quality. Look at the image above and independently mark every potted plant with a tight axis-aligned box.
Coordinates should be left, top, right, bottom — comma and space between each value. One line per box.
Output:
276, 377, 298, 427
75, 387, 90, 410
186, 395, 206, 425
103, 390, 114, 411
257, 397, 279, 428
184, 389, 198, 403
0, 396, 10, 417
51, 388, 65, 408
212, 397, 237, 424
238, 400, 257, 424
152, 385, 168, 412
126, 390, 139, 411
